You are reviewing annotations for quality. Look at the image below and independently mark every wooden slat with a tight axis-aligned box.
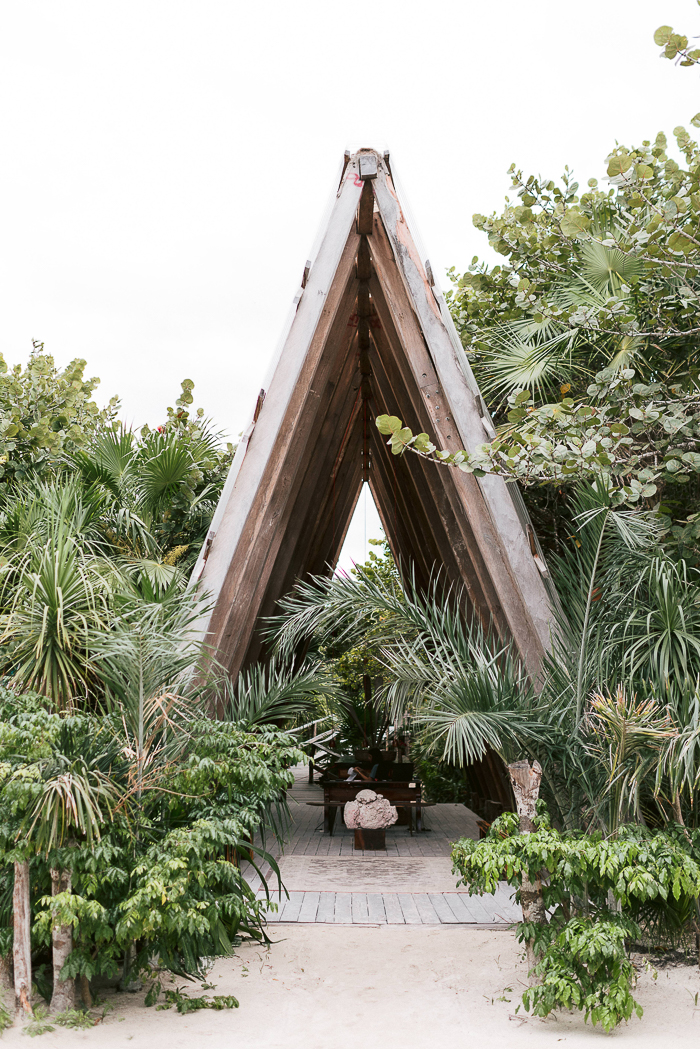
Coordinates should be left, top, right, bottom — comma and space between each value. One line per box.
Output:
278, 892, 304, 922
368, 309, 486, 602
368, 268, 504, 635
298, 891, 320, 922
397, 894, 422, 925
210, 265, 362, 674
428, 894, 461, 924
412, 893, 441, 924
442, 894, 477, 923
333, 893, 353, 924
382, 895, 405, 924
316, 893, 337, 923
368, 201, 550, 676
351, 894, 370, 923
367, 893, 387, 923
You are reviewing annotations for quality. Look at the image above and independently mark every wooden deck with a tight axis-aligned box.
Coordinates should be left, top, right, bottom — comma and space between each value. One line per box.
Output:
242, 767, 520, 926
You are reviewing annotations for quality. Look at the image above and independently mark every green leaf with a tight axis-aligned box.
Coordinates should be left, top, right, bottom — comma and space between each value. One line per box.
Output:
690, 113, 700, 129
412, 433, 434, 454
560, 209, 591, 238
390, 427, 413, 454
375, 415, 403, 435
607, 155, 633, 179
653, 25, 673, 45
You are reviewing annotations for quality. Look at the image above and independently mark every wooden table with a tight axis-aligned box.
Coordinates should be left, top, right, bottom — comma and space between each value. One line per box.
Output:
322, 781, 423, 835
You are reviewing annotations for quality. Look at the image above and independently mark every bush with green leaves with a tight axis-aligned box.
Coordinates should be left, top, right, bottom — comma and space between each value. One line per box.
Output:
452, 812, 700, 1030
0, 680, 303, 1012
0, 342, 119, 484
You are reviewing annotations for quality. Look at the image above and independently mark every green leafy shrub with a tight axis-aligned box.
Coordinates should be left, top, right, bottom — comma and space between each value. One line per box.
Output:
452, 812, 700, 1031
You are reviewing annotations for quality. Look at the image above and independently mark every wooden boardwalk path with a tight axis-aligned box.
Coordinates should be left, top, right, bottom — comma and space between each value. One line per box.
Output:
242, 767, 520, 926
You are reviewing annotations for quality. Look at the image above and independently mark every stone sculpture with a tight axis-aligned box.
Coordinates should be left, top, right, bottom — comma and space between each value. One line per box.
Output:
343, 788, 398, 830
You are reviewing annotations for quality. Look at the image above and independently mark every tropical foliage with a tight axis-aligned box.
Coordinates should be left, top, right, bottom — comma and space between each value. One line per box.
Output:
375, 91, 700, 556
453, 812, 700, 1031
0, 342, 119, 484
0, 344, 311, 1024
0, 681, 303, 1017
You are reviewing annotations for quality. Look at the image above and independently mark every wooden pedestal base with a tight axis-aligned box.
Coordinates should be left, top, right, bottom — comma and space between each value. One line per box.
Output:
354, 828, 386, 850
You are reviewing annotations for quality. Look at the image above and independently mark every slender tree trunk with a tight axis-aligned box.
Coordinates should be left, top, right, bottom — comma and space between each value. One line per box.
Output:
13, 860, 32, 1018
508, 760, 546, 980
49, 868, 74, 1013
78, 974, 92, 1009
0, 952, 12, 994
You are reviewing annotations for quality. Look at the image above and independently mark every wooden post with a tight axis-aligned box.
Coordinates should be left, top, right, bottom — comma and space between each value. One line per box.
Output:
49, 867, 74, 1013
13, 859, 32, 1018
507, 760, 546, 978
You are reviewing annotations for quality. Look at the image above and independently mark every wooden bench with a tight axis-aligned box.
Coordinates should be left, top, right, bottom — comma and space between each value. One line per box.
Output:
322, 781, 423, 835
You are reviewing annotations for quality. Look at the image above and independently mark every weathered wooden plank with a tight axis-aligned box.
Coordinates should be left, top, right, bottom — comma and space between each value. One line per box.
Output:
459, 892, 494, 923
428, 894, 461, 924
367, 893, 387, 923
351, 894, 370, 923
442, 894, 476, 923
368, 255, 512, 642
412, 893, 441, 924
278, 892, 304, 922
357, 181, 374, 236
397, 894, 422, 925
207, 263, 362, 674
316, 893, 337, 923
250, 327, 363, 631
382, 894, 405, 924
368, 292, 490, 608
298, 891, 320, 923
370, 186, 550, 675
192, 166, 364, 666
333, 893, 353, 924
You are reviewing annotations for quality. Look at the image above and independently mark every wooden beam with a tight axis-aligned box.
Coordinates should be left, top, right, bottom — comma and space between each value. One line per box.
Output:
368, 208, 548, 677
205, 244, 361, 674
357, 182, 374, 236
371, 169, 551, 674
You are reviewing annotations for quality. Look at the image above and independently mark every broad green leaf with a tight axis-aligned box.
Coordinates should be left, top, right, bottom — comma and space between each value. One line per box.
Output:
560, 209, 591, 238
375, 414, 403, 435
390, 427, 413, 454
412, 433, 434, 454
653, 25, 672, 45
607, 155, 633, 178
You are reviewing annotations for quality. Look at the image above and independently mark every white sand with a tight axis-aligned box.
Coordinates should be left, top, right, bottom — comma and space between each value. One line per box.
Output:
4, 926, 699, 1049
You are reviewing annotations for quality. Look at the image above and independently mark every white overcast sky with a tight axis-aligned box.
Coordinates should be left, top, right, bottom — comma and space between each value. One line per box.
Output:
1, 0, 698, 565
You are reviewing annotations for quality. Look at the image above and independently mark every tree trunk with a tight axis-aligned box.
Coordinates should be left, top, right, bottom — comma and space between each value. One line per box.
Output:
508, 760, 546, 980
49, 868, 74, 1014
0, 952, 12, 994
78, 974, 92, 1009
13, 859, 32, 1018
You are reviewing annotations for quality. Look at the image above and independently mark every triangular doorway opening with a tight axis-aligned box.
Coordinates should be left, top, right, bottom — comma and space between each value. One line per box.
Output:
191, 149, 553, 680
336, 483, 384, 575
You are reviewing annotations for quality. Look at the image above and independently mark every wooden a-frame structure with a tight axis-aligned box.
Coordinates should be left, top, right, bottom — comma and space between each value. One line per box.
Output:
191, 149, 553, 682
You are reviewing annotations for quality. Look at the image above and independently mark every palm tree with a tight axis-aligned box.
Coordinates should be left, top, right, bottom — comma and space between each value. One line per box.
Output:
11, 717, 122, 1016
91, 592, 209, 801
219, 658, 333, 729
275, 569, 544, 768
68, 420, 230, 576
0, 480, 116, 707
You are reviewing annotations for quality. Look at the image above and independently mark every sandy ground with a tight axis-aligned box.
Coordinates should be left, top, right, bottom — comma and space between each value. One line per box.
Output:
4, 926, 700, 1049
